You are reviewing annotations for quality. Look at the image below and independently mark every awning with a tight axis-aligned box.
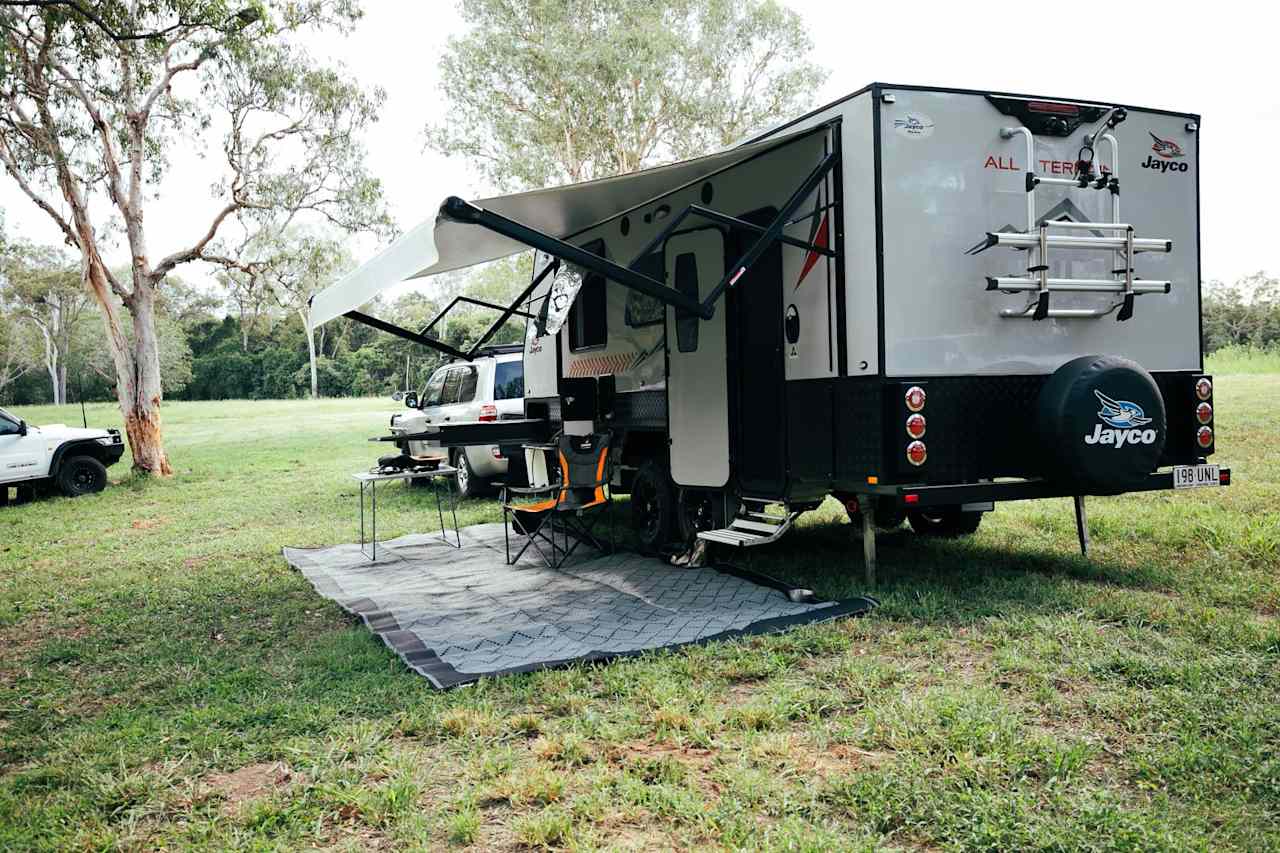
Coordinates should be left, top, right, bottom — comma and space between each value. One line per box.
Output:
309, 126, 823, 328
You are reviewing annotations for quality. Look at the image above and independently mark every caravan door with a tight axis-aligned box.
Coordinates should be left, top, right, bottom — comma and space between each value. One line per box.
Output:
665, 228, 729, 488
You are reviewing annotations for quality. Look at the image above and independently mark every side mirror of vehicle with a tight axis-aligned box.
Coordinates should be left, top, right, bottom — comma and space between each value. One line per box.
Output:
403, 392, 419, 409
18, 420, 27, 437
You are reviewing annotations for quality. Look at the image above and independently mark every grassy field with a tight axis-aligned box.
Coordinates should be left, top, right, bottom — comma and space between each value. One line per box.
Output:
1, 372, 1277, 851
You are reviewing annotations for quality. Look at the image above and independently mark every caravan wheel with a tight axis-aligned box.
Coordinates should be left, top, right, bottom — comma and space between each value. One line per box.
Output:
907, 506, 983, 537
630, 461, 674, 552
676, 489, 737, 544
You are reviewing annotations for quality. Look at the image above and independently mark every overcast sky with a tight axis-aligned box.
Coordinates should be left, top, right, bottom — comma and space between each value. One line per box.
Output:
2, 1, 1276, 291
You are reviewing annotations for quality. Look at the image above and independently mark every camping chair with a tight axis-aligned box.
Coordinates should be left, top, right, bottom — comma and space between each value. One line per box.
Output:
501, 431, 614, 569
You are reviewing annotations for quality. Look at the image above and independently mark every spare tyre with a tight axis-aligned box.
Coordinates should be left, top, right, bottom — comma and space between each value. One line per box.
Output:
1035, 354, 1166, 494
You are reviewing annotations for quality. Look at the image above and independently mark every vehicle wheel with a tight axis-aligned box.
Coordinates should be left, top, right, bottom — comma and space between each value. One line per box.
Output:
630, 461, 675, 552
57, 455, 108, 497
907, 506, 983, 537
452, 449, 486, 498
676, 489, 737, 544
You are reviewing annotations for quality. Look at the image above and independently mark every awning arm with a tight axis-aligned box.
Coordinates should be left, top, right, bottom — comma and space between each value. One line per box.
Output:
441, 196, 711, 319
464, 256, 560, 360
700, 148, 840, 311
343, 310, 470, 361
422, 295, 535, 338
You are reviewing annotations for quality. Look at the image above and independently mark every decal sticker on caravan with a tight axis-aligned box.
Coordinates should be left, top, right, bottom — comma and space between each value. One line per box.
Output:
1083, 390, 1158, 447
1142, 131, 1189, 173
893, 113, 935, 139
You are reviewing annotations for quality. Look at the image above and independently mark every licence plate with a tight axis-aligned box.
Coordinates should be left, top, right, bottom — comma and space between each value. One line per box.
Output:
1173, 463, 1220, 489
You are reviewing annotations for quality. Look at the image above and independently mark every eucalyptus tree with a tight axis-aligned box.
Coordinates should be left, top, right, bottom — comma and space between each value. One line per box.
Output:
0, 1, 390, 473
0, 241, 92, 404
427, 0, 827, 190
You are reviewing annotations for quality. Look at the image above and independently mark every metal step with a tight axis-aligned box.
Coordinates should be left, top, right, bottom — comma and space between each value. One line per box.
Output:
697, 502, 799, 548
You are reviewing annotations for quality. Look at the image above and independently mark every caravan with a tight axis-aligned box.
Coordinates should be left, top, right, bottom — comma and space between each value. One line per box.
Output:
311, 83, 1229, 573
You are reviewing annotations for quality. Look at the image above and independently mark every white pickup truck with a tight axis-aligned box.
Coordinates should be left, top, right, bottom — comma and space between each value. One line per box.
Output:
0, 406, 125, 503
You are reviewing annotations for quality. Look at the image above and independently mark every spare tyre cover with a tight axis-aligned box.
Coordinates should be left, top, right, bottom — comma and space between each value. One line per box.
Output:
1036, 355, 1166, 494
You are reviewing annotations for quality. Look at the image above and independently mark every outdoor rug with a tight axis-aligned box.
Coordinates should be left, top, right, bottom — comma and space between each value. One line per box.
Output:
283, 523, 876, 688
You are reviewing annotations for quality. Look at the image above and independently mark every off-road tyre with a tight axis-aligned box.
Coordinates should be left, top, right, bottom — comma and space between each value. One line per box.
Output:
630, 461, 675, 553
56, 455, 107, 497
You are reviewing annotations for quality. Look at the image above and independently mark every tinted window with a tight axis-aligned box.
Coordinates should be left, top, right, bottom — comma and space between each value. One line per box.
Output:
569, 272, 607, 350
625, 251, 665, 328
421, 369, 447, 407
457, 366, 478, 403
440, 367, 465, 405
494, 360, 525, 400
674, 252, 699, 353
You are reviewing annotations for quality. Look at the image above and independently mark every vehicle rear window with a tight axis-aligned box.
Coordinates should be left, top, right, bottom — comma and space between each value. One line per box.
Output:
493, 360, 524, 400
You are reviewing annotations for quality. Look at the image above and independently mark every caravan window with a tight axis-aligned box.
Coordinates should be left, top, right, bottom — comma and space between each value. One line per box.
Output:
568, 272, 607, 350
674, 252, 699, 353
624, 252, 665, 328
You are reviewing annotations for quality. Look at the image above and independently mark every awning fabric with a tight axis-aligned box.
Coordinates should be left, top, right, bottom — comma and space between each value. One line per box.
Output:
309, 128, 816, 327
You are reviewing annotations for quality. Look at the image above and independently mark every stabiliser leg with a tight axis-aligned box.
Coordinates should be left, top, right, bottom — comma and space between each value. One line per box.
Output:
1073, 495, 1090, 557
858, 493, 877, 587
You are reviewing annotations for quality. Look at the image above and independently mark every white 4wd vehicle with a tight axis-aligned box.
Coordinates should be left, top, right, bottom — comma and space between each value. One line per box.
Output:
0, 406, 125, 503
387, 347, 524, 497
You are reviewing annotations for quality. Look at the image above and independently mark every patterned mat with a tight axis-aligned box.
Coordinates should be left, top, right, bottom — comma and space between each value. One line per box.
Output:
283, 523, 876, 688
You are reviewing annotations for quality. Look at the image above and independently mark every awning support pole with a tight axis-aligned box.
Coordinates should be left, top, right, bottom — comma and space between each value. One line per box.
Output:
464, 257, 560, 360
441, 197, 710, 319
699, 149, 840, 313
342, 310, 470, 361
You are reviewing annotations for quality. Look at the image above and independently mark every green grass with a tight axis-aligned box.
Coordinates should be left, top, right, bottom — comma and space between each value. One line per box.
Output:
1, 378, 1278, 851
1206, 344, 1280, 375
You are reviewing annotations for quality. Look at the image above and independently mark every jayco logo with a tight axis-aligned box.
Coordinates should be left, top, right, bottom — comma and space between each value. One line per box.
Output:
1083, 390, 1157, 447
1141, 131, 1189, 174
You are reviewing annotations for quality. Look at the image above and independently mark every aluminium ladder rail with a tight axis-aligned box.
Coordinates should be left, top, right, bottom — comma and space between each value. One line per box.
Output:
973, 121, 1175, 321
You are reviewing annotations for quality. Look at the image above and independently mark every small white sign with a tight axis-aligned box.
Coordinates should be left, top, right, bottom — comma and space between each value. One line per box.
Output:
1172, 464, 1219, 489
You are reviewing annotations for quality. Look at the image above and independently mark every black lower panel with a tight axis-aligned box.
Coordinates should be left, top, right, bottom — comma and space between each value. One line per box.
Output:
786, 380, 835, 501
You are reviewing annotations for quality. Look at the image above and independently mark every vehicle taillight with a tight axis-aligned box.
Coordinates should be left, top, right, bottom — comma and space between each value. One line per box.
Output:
1194, 378, 1213, 401
906, 441, 927, 466
479, 404, 498, 422
1196, 426, 1214, 449
1195, 403, 1213, 425
905, 413, 927, 439
905, 386, 926, 413
1027, 100, 1080, 116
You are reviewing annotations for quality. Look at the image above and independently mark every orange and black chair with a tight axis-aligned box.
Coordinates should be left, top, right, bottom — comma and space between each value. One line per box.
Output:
501, 432, 613, 568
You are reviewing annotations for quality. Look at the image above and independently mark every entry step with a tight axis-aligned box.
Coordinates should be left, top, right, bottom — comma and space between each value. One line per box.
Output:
697, 498, 799, 548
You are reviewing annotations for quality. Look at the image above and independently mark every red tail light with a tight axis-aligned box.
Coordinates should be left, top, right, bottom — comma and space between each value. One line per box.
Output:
906, 441, 927, 466
905, 414, 927, 439
1196, 426, 1214, 449
479, 404, 498, 422
905, 386, 926, 413
1194, 378, 1213, 401
1195, 403, 1213, 425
